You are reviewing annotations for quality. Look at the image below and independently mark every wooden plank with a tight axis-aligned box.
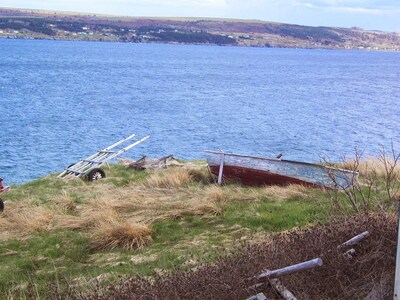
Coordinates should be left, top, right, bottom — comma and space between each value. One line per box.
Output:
343, 248, 356, 259
246, 292, 267, 300
337, 231, 369, 250
258, 258, 323, 280
270, 278, 297, 300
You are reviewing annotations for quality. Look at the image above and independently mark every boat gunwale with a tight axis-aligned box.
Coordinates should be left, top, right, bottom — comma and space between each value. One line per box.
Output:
204, 150, 358, 175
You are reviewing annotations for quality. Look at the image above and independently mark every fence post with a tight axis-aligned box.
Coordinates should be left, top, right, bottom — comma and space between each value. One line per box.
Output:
217, 152, 225, 185
394, 203, 400, 299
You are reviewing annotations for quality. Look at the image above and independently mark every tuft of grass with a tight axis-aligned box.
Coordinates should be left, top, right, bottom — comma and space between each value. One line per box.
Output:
261, 184, 308, 201
89, 222, 152, 251
144, 168, 195, 188
54, 199, 119, 230
53, 191, 77, 212
204, 185, 226, 203
187, 167, 212, 184
0, 202, 53, 237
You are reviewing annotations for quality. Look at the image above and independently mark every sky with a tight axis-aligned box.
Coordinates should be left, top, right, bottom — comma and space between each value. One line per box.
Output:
1, 0, 400, 31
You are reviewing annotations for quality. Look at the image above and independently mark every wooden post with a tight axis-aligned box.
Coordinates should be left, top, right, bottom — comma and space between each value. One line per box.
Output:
258, 258, 323, 281
337, 231, 369, 250
394, 204, 400, 299
217, 152, 225, 185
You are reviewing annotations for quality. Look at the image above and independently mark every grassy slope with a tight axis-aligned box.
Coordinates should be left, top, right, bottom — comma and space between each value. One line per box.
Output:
0, 162, 331, 297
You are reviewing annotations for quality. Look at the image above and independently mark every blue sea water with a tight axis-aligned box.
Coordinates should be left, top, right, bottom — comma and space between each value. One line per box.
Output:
0, 39, 399, 185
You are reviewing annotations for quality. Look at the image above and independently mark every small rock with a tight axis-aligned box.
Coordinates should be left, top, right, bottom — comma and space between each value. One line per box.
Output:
111, 261, 127, 267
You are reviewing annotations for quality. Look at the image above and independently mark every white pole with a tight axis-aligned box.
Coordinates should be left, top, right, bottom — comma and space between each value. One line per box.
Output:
337, 231, 370, 250
103, 133, 136, 151
258, 258, 323, 280
394, 204, 400, 299
217, 152, 225, 185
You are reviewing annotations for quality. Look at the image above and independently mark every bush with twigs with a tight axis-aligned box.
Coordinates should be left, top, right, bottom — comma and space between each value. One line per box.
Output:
325, 145, 400, 213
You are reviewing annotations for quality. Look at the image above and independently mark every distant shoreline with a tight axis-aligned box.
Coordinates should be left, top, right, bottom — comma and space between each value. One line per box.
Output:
1, 7, 400, 52
2, 36, 400, 53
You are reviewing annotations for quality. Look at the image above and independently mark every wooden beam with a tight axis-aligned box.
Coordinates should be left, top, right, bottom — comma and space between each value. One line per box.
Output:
270, 278, 297, 300
258, 258, 323, 280
246, 292, 267, 300
337, 231, 369, 250
343, 248, 356, 259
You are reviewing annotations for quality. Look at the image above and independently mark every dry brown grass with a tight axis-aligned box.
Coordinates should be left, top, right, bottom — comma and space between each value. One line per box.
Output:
54, 199, 119, 230
123, 190, 223, 222
340, 157, 400, 177
0, 201, 53, 238
261, 185, 307, 201
54, 183, 307, 225
51, 185, 225, 230
89, 222, 152, 251
144, 168, 194, 188
52, 191, 76, 212
1, 164, 314, 245
204, 185, 226, 203
212, 184, 308, 203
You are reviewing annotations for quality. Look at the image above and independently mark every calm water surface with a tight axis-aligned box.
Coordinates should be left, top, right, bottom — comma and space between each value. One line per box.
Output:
0, 39, 399, 185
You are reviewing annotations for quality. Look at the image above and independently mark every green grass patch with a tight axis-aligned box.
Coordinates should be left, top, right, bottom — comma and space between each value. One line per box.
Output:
222, 197, 327, 231
106, 164, 150, 187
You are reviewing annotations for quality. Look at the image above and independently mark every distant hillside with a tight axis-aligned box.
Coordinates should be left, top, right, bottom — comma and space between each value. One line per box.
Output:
1, 7, 400, 51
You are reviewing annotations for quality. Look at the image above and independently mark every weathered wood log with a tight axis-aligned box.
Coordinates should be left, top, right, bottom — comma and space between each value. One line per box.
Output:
258, 258, 323, 280
250, 282, 265, 289
343, 248, 356, 259
127, 155, 178, 170
270, 278, 297, 300
246, 292, 267, 300
337, 231, 369, 250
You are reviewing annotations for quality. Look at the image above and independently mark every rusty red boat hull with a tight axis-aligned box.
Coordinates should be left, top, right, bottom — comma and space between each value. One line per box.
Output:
204, 150, 358, 189
209, 165, 321, 188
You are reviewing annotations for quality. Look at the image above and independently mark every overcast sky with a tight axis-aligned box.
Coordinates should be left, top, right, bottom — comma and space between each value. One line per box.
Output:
2, 0, 400, 31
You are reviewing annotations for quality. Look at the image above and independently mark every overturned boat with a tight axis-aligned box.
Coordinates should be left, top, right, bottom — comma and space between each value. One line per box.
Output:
204, 150, 358, 189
